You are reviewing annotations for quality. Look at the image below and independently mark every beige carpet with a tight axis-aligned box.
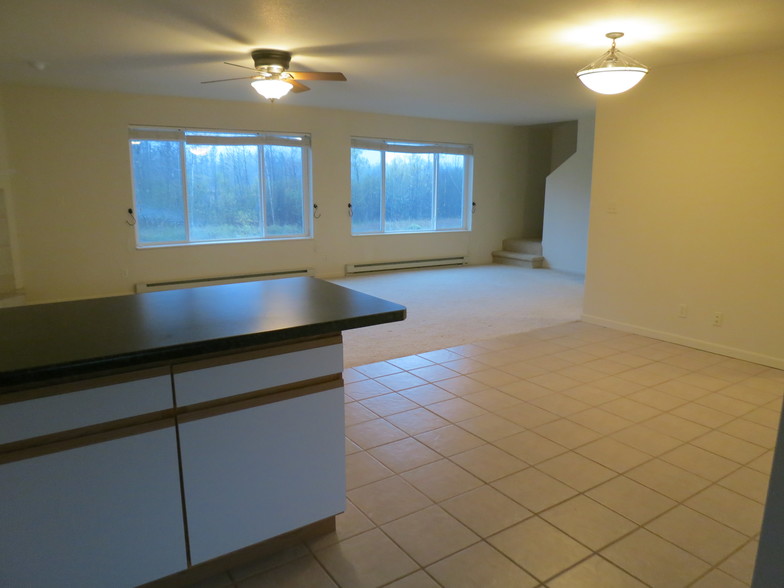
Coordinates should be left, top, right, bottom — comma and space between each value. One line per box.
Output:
329, 264, 584, 367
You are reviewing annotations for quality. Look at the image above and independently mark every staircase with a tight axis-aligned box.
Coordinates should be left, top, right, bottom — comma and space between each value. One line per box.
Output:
492, 238, 544, 268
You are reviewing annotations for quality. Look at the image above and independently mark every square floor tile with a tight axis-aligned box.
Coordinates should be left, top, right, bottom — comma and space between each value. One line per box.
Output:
375, 372, 430, 392
383, 571, 440, 588
456, 413, 523, 442
345, 379, 393, 401
441, 485, 532, 537
535, 451, 616, 492
691, 430, 767, 464
397, 383, 455, 406
401, 459, 483, 502
360, 393, 419, 417
527, 392, 590, 415
415, 424, 485, 456
541, 494, 637, 550
354, 361, 403, 379
381, 505, 479, 566
586, 476, 676, 525
235, 554, 337, 588
434, 375, 488, 396
488, 517, 592, 582
718, 466, 771, 503
601, 528, 710, 587
492, 468, 577, 512
307, 500, 375, 550
425, 542, 538, 588
533, 418, 601, 449
494, 430, 568, 464
346, 451, 394, 489
642, 413, 711, 442
313, 528, 419, 588
600, 397, 661, 422
368, 438, 441, 473
660, 444, 740, 481
672, 403, 736, 428
547, 555, 646, 588
426, 397, 487, 422
409, 364, 461, 383
384, 407, 450, 436
347, 476, 432, 525
646, 505, 747, 564
568, 407, 634, 435
386, 355, 435, 371
610, 425, 682, 456
690, 569, 747, 588
576, 437, 651, 473
718, 540, 758, 584
501, 402, 560, 428
450, 444, 527, 482
345, 418, 409, 449
684, 485, 764, 536
625, 459, 711, 501
720, 417, 778, 448
462, 389, 521, 411
345, 402, 380, 426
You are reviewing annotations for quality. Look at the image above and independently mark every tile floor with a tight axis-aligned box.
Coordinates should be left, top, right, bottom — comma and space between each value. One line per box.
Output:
193, 322, 783, 587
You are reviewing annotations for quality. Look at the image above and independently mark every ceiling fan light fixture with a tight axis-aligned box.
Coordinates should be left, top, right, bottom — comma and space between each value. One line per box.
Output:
576, 32, 649, 95
250, 78, 292, 101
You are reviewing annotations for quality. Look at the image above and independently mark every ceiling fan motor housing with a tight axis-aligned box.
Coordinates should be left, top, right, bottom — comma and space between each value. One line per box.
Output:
252, 49, 292, 72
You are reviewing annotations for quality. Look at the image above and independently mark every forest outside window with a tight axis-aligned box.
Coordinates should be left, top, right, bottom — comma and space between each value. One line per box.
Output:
129, 127, 311, 247
350, 137, 473, 235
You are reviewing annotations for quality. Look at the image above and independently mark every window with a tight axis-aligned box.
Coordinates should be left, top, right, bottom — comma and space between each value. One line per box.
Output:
129, 126, 311, 247
350, 137, 473, 234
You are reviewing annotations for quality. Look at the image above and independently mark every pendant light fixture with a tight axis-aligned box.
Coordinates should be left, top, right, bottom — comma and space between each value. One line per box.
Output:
576, 32, 649, 95
250, 76, 293, 101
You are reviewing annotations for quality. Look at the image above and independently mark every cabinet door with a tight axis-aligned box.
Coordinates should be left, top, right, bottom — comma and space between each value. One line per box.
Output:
179, 387, 345, 564
0, 425, 187, 588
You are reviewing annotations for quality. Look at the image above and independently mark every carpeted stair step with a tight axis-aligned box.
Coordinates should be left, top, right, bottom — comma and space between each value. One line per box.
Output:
491, 249, 544, 268
502, 239, 543, 255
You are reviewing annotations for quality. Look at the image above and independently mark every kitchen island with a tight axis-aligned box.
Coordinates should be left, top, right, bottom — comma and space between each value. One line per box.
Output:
0, 277, 405, 587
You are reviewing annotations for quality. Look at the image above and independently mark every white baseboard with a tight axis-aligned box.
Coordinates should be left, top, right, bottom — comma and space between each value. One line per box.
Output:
581, 314, 784, 371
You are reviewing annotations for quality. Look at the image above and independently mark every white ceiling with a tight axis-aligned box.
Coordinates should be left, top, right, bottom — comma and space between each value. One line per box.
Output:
2, 0, 784, 125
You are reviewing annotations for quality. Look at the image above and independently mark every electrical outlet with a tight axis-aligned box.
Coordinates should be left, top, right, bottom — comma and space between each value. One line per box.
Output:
678, 304, 688, 318
712, 312, 723, 326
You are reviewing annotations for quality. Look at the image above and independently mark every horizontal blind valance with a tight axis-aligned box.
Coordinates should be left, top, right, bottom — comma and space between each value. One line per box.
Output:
351, 137, 473, 156
129, 127, 310, 147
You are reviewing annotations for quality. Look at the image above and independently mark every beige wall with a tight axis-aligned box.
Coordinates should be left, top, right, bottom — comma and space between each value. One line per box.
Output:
584, 49, 784, 368
0, 85, 549, 303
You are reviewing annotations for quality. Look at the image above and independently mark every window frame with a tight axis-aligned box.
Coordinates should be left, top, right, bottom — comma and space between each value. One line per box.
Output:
350, 137, 474, 236
128, 126, 313, 248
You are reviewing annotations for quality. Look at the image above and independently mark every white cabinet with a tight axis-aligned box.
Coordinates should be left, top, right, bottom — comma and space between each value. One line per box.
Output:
179, 387, 345, 563
0, 425, 187, 588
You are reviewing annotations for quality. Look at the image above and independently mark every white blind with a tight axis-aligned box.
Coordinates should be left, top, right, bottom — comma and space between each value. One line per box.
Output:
351, 136, 472, 156
129, 126, 310, 147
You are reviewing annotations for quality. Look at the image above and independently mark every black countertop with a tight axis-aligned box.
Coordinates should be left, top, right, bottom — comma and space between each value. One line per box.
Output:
0, 277, 406, 392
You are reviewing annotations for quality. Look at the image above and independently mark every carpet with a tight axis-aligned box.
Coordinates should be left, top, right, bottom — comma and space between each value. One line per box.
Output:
328, 264, 584, 367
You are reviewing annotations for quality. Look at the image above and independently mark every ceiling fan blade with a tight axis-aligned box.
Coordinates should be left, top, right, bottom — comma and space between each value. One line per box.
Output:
288, 79, 311, 93
223, 61, 259, 72
201, 75, 257, 84
287, 71, 346, 81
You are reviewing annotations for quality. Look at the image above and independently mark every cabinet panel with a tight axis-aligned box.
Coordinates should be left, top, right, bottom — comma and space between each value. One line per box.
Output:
179, 387, 345, 564
0, 371, 172, 444
173, 344, 342, 406
0, 425, 187, 587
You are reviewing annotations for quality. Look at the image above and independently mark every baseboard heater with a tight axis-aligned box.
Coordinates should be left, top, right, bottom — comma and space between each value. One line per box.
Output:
345, 256, 466, 275
135, 268, 315, 293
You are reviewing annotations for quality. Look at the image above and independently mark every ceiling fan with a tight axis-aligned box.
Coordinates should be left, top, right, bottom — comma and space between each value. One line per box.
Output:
202, 49, 347, 101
